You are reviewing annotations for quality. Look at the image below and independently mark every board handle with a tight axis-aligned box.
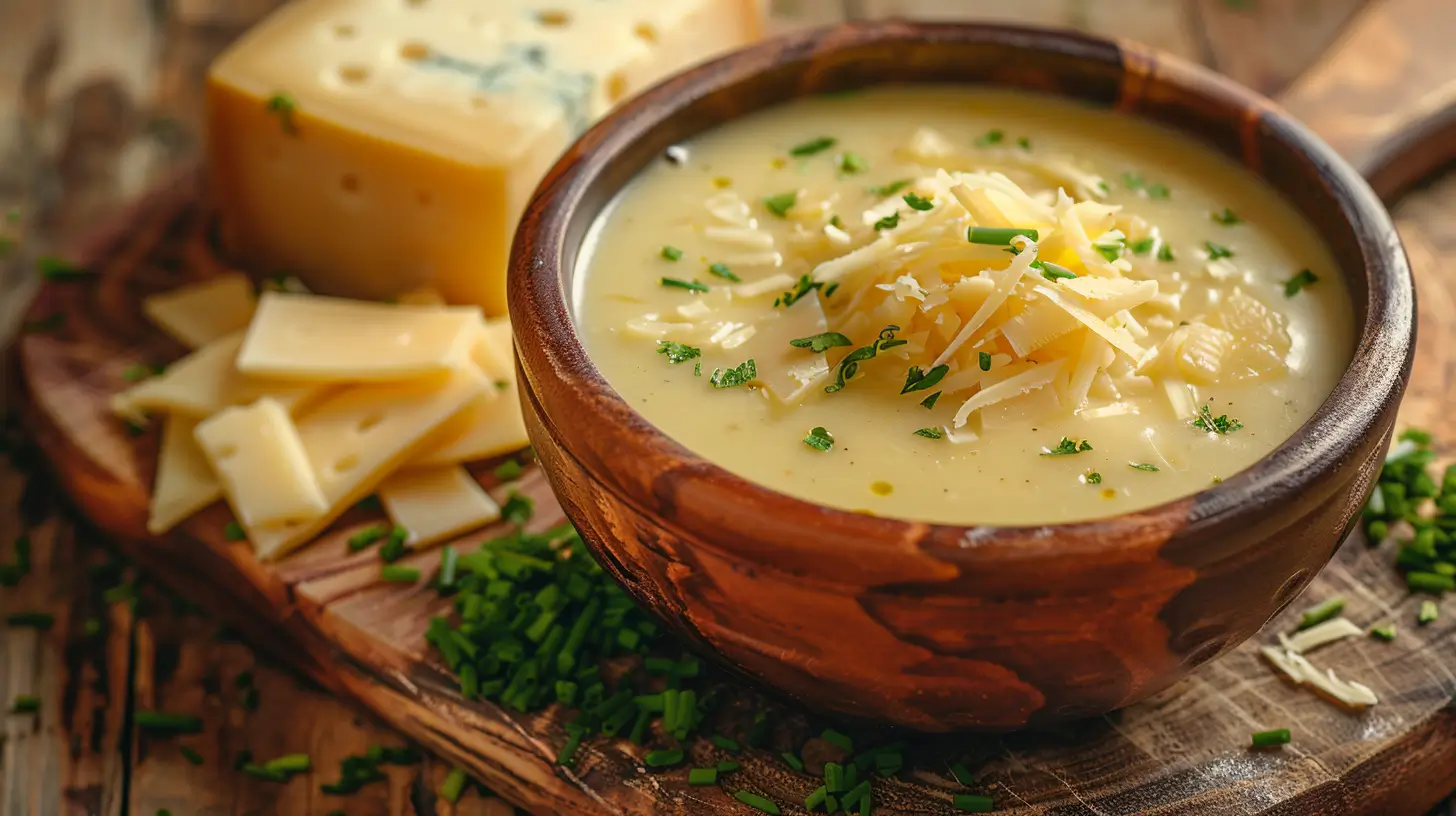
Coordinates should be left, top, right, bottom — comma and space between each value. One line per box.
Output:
1279, 0, 1456, 200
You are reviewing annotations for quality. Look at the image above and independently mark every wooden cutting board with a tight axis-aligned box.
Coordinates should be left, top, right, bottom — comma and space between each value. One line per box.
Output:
10, 1, 1456, 814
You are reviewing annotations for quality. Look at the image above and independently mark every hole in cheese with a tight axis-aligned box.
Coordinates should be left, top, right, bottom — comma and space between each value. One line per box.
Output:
334, 453, 361, 472
634, 22, 658, 44
357, 413, 384, 433
536, 10, 571, 27
333, 22, 357, 38
340, 173, 361, 194
398, 41, 431, 61
606, 71, 628, 104
338, 64, 371, 85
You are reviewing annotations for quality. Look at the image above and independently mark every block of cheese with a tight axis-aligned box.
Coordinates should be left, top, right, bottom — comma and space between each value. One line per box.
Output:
113, 332, 326, 420
143, 273, 258, 349
147, 415, 222, 535
378, 466, 501, 549
206, 0, 763, 313
246, 365, 489, 560
195, 398, 329, 529
412, 320, 528, 467
236, 292, 479, 381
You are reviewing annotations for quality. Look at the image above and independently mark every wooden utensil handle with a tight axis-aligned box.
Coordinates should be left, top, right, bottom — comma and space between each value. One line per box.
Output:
1279, 0, 1456, 199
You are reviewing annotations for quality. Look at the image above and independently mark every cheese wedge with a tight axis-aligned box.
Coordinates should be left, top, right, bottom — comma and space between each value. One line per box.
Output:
113, 332, 325, 420
205, 0, 763, 312
236, 292, 480, 381
142, 273, 258, 349
195, 398, 329, 530
147, 415, 222, 535
378, 466, 501, 549
411, 321, 528, 467
247, 365, 489, 560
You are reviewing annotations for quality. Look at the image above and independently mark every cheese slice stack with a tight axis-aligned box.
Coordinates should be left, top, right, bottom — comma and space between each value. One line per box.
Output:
206, 0, 764, 314
123, 286, 532, 562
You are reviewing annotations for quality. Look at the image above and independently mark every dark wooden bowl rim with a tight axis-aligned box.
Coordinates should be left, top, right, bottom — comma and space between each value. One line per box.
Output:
510, 20, 1414, 571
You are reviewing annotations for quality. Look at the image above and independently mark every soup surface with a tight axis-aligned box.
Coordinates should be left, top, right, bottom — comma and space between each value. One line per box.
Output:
573, 87, 1353, 525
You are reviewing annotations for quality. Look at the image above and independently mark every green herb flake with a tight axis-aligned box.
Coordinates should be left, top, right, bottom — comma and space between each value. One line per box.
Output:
873, 211, 900, 231
10, 694, 40, 714
903, 192, 934, 211
381, 565, 421, 583
954, 793, 995, 813
1204, 241, 1234, 260
689, 767, 719, 786
734, 791, 782, 815
789, 136, 836, 157
1251, 729, 1291, 749
502, 491, 534, 525
789, 332, 852, 353
1157, 243, 1176, 263
920, 391, 941, 409
775, 274, 823, 308
968, 227, 1038, 246
1283, 269, 1318, 297
439, 767, 469, 803
1129, 237, 1157, 255
913, 427, 944, 439
37, 256, 90, 281
867, 179, 913, 197
1418, 600, 1440, 625
1211, 208, 1242, 225
660, 245, 683, 261
974, 130, 1004, 147
347, 524, 387, 552
1370, 624, 1396, 642
656, 340, 702, 364
978, 352, 992, 371
265, 92, 299, 135
1093, 241, 1123, 262
660, 277, 709, 293
1041, 437, 1093, 456
1192, 405, 1244, 435
1034, 261, 1077, 281
837, 152, 869, 175
1085, 471, 1103, 485
1129, 463, 1161, 472
1016, 136, 1031, 150
900, 364, 949, 394
763, 191, 798, 218
708, 262, 740, 282
825, 325, 900, 393
223, 521, 247, 542
494, 459, 525, 481
134, 711, 204, 734
644, 748, 684, 767
709, 359, 757, 389
1146, 183, 1170, 199
180, 746, 205, 766
803, 426, 834, 452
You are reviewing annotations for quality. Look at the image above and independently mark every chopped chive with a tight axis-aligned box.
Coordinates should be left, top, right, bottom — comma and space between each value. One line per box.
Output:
134, 711, 203, 733
263, 753, 311, 774
903, 192, 934, 211
718, 760, 741, 773
913, 427, 944, 439
180, 745, 205, 765
837, 152, 868, 175
1298, 597, 1345, 629
1283, 269, 1319, 297
1016, 136, 1031, 150
803, 426, 834, 452
689, 767, 719, 786
1129, 237, 1156, 255
920, 391, 941, 409
734, 791, 782, 815
6, 612, 55, 630
789, 332, 852, 353
711, 734, 741, 752
645, 748, 684, 767
974, 130, 1004, 147
900, 364, 949, 394
775, 274, 823, 308
660, 245, 683, 261
223, 522, 246, 541
950, 762, 976, 786
556, 730, 583, 767
824, 283, 839, 298
656, 340, 701, 364
1204, 241, 1233, 260
381, 565, 420, 583
378, 527, 409, 562
660, 277, 709, 293
967, 227, 1038, 245
37, 256, 91, 281
1250, 729, 1291, 748
240, 763, 290, 783
789, 136, 836, 157
1418, 599, 1440, 625
780, 751, 804, 772
1041, 437, 1092, 456
708, 262, 740, 282
1409, 572, 1453, 594
873, 211, 900, 231
954, 793, 995, 812
977, 352, 992, 372
1034, 261, 1077, 281
821, 728, 853, 751
347, 524, 387, 552
763, 192, 797, 218
1129, 463, 1160, 472
265, 92, 299, 135
439, 767, 469, 803
494, 459, 524, 480
867, 179, 912, 197
1157, 243, 1176, 262
1370, 624, 1396, 642
10, 694, 40, 714
438, 547, 459, 590
806, 786, 828, 810
1211, 208, 1242, 225
1146, 183, 1170, 199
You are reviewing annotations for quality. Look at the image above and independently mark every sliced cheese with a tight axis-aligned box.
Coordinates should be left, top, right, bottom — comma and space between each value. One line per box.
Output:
142, 273, 258, 349
411, 322, 527, 467
147, 415, 222, 535
1278, 617, 1363, 655
379, 466, 501, 548
195, 398, 329, 530
206, 0, 763, 313
114, 332, 326, 419
236, 292, 480, 381
247, 365, 489, 560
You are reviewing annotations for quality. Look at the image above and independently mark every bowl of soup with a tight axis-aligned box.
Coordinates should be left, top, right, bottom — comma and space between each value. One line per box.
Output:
508, 21, 1414, 730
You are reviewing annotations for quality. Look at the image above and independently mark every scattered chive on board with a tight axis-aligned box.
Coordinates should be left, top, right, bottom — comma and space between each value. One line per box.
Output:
1250, 728, 1291, 748
659, 245, 683, 261
1297, 597, 1345, 630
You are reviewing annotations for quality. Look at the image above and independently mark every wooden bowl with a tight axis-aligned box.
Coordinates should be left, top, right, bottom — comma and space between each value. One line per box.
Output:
508, 21, 1415, 731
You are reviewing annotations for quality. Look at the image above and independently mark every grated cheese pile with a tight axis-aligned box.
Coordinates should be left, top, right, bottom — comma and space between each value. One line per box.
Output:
627, 127, 1295, 442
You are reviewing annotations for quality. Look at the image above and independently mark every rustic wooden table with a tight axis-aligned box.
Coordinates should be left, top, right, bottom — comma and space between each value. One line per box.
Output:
2, 1, 1454, 815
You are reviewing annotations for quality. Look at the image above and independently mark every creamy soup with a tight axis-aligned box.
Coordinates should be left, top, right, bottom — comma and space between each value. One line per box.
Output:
573, 87, 1353, 525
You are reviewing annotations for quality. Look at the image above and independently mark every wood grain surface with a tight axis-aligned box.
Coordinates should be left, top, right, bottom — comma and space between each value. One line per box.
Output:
2, 1, 1455, 815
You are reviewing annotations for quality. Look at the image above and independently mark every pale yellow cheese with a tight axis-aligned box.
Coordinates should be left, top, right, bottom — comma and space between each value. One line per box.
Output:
378, 466, 501, 549
147, 415, 222, 535
142, 273, 258, 349
112, 332, 325, 420
236, 292, 480, 382
246, 365, 489, 560
411, 321, 528, 467
205, 0, 763, 313
195, 398, 329, 530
